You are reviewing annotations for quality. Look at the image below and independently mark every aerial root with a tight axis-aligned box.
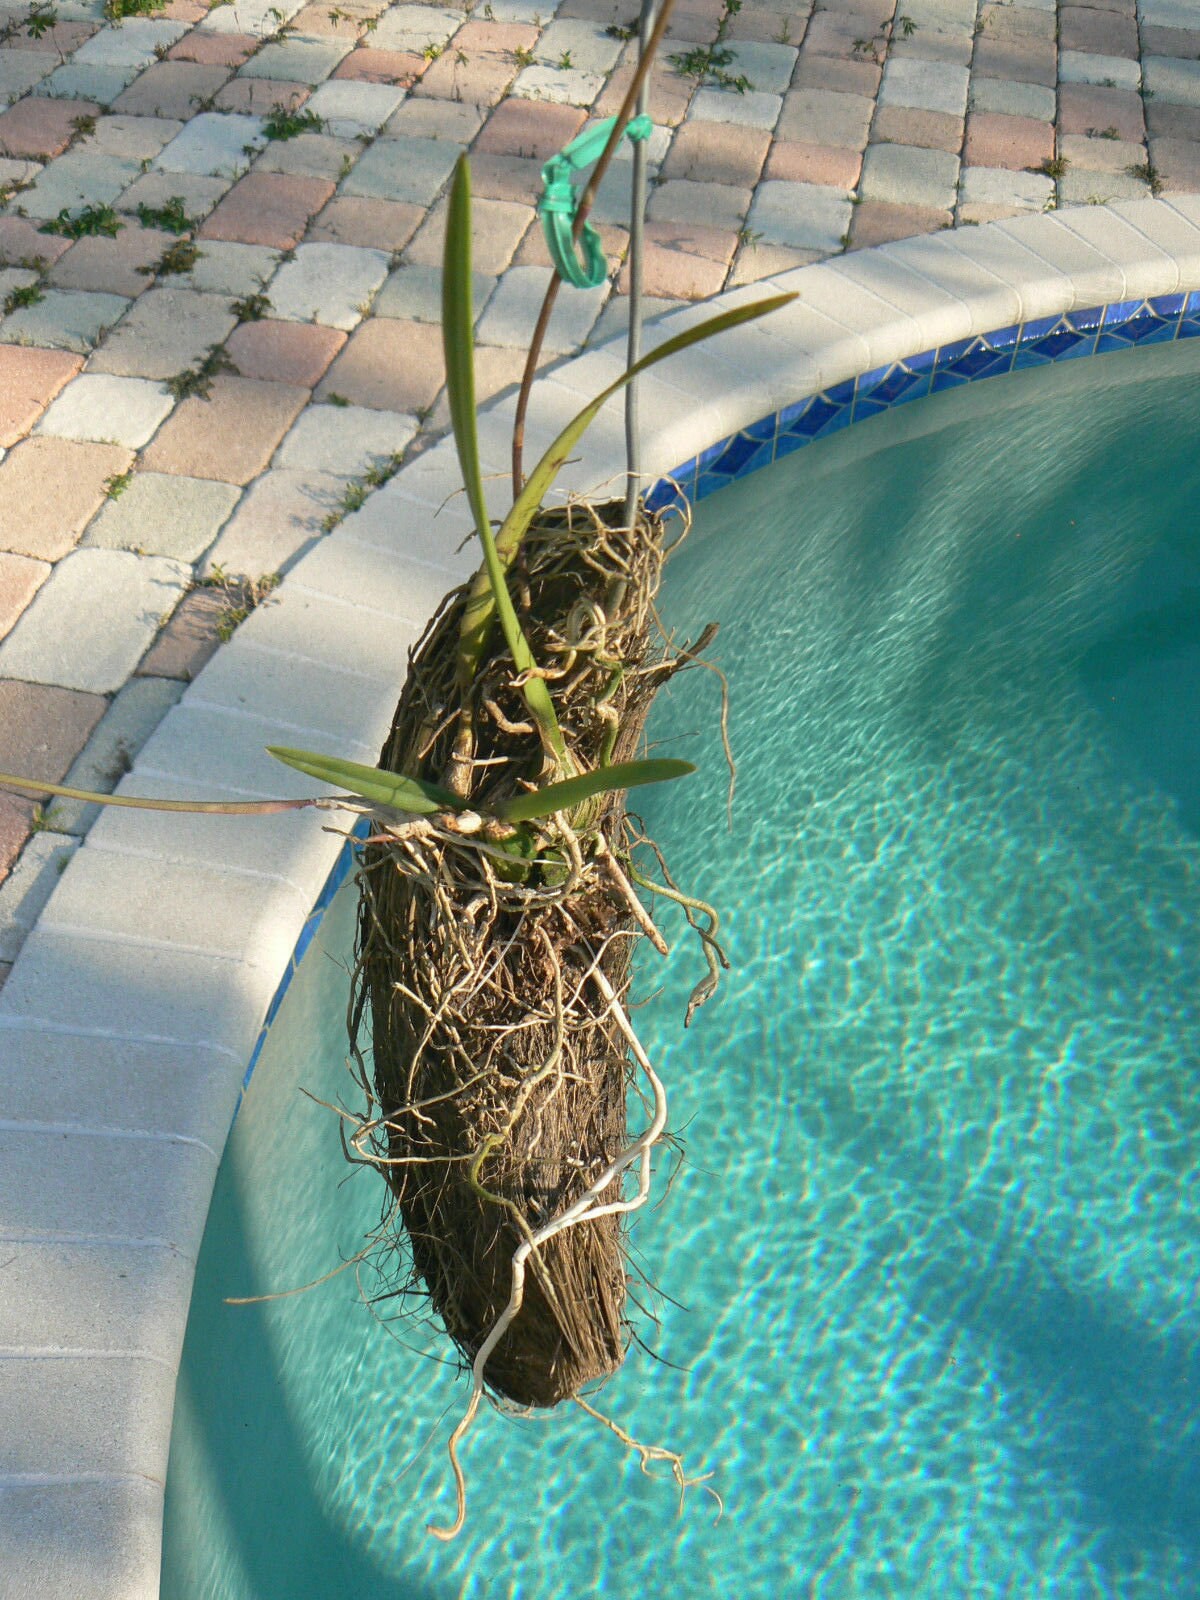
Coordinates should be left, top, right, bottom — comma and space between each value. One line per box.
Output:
573, 1395, 723, 1521
427, 967, 670, 1542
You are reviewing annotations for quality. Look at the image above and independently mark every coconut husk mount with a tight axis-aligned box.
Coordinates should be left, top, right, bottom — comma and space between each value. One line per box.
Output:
345, 496, 723, 1439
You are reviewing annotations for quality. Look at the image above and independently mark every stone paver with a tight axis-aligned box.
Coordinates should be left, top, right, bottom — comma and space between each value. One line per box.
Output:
35, 674, 184, 836
46, 226, 178, 298
176, 239, 279, 296
307, 195, 423, 251
341, 134, 461, 206
35, 373, 173, 448
315, 316, 442, 413
747, 180, 854, 253
474, 96, 585, 160
111, 61, 232, 121
87, 287, 237, 380
303, 79, 405, 133
476, 263, 606, 353
778, 88, 873, 149
274, 401, 415, 477
0, 347, 82, 447
141, 375, 308, 483
225, 317, 346, 386
0, 553, 50, 640
239, 38, 352, 85
860, 143, 960, 209
82, 470, 240, 561
18, 152, 141, 221
200, 466, 347, 576
0, 548, 190, 693
197, 171, 335, 249
264, 241, 390, 330
690, 86, 782, 129
0, 678, 108, 859
154, 110, 266, 176
0, 96, 100, 159
0, 436, 132, 561
964, 111, 1054, 171
403, 193, 533, 274
133, 585, 230, 682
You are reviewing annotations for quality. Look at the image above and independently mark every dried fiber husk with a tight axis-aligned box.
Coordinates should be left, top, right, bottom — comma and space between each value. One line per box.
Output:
350, 498, 703, 1408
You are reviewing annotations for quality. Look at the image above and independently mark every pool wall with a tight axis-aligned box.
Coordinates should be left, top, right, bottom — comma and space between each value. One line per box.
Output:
3, 195, 1200, 1597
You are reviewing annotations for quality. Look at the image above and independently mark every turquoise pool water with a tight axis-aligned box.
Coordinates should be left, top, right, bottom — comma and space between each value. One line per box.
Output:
162, 337, 1200, 1599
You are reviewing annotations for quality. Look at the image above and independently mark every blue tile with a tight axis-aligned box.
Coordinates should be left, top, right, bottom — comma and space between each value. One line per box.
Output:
853, 359, 933, 420
714, 430, 765, 475
987, 322, 1021, 349
695, 435, 774, 499
1065, 304, 1105, 333
1014, 320, 1096, 366
1018, 314, 1059, 344
936, 334, 974, 367
1102, 297, 1143, 328
1178, 316, 1200, 341
1150, 292, 1186, 318
931, 338, 1015, 388
730, 436, 775, 481
1095, 312, 1179, 353
776, 390, 851, 455
1186, 290, 1200, 316
644, 475, 687, 514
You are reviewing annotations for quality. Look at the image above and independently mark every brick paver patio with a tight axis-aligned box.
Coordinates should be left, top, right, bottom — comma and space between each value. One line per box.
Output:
1, 0, 1199, 977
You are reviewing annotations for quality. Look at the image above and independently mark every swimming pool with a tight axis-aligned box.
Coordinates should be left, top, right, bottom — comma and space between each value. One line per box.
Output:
161, 333, 1200, 1598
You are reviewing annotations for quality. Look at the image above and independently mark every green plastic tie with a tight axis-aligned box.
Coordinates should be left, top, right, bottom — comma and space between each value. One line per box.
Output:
538, 114, 653, 290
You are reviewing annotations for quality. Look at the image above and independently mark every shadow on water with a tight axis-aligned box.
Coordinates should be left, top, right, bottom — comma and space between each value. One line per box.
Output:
657, 344, 1200, 1594
165, 1152, 440, 1600
909, 1200, 1200, 1588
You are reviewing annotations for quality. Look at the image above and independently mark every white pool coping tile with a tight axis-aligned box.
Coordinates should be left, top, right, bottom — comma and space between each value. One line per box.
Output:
5, 201, 1200, 1598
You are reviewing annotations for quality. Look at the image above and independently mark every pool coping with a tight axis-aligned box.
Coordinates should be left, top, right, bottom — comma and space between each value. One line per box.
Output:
4, 193, 1200, 1596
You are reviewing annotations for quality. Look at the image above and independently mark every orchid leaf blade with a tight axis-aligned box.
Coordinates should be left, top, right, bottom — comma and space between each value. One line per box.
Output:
497, 758, 695, 823
267, 747, 458, 814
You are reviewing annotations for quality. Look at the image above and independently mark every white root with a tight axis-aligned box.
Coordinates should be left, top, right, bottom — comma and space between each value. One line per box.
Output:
427, 966, 669, 1541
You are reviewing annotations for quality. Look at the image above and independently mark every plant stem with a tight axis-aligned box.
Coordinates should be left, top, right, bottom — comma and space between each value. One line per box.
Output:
623, 0, 657, 524
510, 0, 678, 499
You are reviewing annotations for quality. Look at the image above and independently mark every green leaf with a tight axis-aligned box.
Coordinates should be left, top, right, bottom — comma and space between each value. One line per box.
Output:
457, 291, 798, 683
0, 771, 316, 815
496, 758, 695, 822
444, 155, 568, 768
443, 156, 491, 564
266, 747, 459, 814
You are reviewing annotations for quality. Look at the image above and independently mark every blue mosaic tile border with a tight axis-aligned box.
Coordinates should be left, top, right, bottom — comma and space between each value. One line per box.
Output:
646, 290, 1200, 513
230, 815, 369, 1122
241, 287, 1200, 1114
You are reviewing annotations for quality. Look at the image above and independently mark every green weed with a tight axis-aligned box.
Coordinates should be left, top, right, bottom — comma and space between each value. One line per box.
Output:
231, 290, 271, 321
103, 0, 167, 17
135, 196, 196, 234
39, 203, 122, 239
166, 346, 237, 401
2, 282, 44, 314
262, 103, 326, 141
143, 238, 202, 276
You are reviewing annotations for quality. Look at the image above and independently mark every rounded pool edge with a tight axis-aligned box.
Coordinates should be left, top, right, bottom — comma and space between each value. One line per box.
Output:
3, 195, 1200, 1597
